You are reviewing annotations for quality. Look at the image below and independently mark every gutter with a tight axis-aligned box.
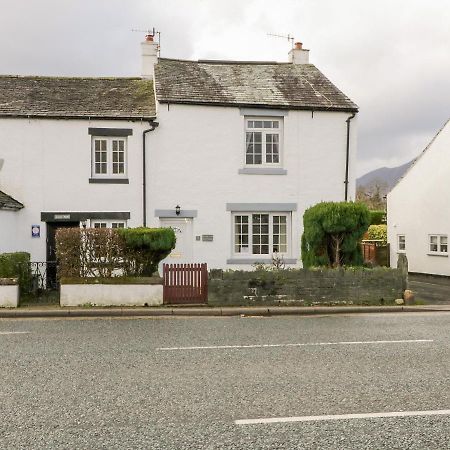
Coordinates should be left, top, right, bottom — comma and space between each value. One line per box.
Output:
143, 121, 159, 226
344, 113, 356, 201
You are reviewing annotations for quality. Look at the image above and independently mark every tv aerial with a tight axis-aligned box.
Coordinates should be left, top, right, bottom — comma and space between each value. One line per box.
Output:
132, 27, 161, 56
267, 33, 295, 48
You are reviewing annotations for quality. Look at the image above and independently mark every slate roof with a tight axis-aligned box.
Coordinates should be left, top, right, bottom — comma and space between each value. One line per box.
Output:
0, 190, 23, 210
155, 59, 358, 112
0, 76, 156, 120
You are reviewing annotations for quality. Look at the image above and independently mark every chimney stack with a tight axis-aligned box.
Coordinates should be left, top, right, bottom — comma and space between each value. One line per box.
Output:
288, 42, 309, 64
141, 34, 158, 79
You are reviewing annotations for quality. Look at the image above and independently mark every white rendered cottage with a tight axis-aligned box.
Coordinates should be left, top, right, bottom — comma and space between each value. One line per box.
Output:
0, 76, 157, 264
146, 38, 358, 269
0, 37, 358, 270
388, 119, 450, 276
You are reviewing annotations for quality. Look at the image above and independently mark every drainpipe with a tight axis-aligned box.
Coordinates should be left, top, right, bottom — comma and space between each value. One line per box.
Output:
143, 121, 159, 226
344, 113, 356, 201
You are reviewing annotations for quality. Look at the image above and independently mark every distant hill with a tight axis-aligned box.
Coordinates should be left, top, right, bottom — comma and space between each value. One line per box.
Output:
357, 160, 414, 191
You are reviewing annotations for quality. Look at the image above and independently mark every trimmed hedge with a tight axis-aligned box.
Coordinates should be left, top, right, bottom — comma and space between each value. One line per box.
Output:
56, 227, 176, 279
0, 252, 31, 292
302, 202, 370, 268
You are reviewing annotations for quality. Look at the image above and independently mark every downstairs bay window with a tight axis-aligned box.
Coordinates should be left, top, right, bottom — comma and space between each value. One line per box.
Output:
233, 213, 289, 257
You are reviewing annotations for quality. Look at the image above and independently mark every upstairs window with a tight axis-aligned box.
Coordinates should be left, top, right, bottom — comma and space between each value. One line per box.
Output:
91, 137, 127, 178
245, 119, 282, 166
429, 235, 448, 255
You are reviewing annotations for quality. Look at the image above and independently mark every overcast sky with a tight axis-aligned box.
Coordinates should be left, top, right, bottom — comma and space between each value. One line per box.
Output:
1, 0, 449, 176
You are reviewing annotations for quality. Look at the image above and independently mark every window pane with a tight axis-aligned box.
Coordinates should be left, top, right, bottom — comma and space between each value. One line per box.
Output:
440, 236, 448, 253
247, 121, 254, 128
252, 214, 269, 254
265, 133, 280, 164
430, 236, 438, 252
263, 121, 272, 128
272, 121, 279, 128
254, 121, 263, 128
112, 139, 125, 175
273, 215, 287, 253
235, 215, 249, 253
94, 139, 108, 174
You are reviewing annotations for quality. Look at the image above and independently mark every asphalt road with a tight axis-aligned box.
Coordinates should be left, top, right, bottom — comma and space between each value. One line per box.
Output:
409, 273, 450, 304
1, 313, 450, 449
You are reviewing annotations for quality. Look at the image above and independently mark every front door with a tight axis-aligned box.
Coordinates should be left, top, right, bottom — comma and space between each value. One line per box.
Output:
160, 218, 194, 263
46, 221, 79, 288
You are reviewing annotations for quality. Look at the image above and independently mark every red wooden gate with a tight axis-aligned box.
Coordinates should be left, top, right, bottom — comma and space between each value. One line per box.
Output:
361, 242, 376, 264
163, 263, 208, 304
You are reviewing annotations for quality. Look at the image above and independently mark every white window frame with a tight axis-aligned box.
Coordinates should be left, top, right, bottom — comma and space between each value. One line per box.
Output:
90, 220, 127, 229
91, 136, 128, 179
232, 212, 291, 258
244, 117, 283, 167
429, 234, 448, 255
397, 234, 406, 253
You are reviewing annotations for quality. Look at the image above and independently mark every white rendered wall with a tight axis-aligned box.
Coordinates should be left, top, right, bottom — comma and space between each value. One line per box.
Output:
0, 210, 20, 253
60, 283, 163, 306
0, 118, 151, 261
0, 284, 19, 307
388, 120, 450, 275
147, 104, 357, 269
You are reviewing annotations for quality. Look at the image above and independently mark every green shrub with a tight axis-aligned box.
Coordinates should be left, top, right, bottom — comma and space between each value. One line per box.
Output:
0, 252, 31, 292
366, 224, 387, 244
369, 210, 386, 225
118, 227, 176, 276
302, 202, 370, 268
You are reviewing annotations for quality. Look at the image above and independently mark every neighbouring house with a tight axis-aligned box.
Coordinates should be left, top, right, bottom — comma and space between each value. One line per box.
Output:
387, 118, 450, 276
0, 35, 358, 270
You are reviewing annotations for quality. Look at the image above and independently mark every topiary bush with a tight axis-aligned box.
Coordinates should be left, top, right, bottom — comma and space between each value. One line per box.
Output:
302, 202, 370, 268
0, 252, 31, 292
118, 227, 176, 276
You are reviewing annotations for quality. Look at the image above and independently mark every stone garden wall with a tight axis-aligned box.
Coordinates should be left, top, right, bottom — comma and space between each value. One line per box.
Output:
208, 267, 406, 307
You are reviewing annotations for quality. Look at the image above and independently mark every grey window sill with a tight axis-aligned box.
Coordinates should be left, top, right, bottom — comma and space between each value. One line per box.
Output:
238, 168, 287, 175
427, 253, 448, 257
89, 178, 129, 184
226, 258, 297, 265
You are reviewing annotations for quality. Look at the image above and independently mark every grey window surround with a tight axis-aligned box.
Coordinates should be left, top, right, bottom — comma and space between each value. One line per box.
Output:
41, 211, 130, 222
226, 203, 297, 212
240, 108, 289, 117
89, 178, 129, 184
155, 209, 198, 218
88, 128, 133, 137
226, 258, 297, 265
238, 168, 287, 175
427, 253, 448, 257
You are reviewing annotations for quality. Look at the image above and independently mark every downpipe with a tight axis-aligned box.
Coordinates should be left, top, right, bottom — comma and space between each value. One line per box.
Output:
143, 121, 159, 226
344, 113, 356, 201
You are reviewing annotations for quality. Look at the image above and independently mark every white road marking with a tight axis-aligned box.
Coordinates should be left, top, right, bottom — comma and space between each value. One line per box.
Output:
235, 409, 450, 425
157, 339, 433, 351
0, 331, 30, 335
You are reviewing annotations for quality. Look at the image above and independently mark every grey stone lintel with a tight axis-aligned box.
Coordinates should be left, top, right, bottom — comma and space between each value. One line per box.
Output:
88, 128, 133, 136
41, 211, 130, 222
155, 209, 198, 218
226, 203, 297, 212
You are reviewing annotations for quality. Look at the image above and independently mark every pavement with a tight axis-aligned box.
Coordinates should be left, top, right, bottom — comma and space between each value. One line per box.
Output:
1, 312, 450, 449
409, 272, 450, 304
2, 304, 450, 318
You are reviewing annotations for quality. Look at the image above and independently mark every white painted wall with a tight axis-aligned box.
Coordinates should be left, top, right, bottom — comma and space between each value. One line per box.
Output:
0, 210, 20, 253
388, 120, 450, 275
0, 118, 151, 261
147, 103, 357, 269
0, 284, 19, 307
60, 283, 163, 306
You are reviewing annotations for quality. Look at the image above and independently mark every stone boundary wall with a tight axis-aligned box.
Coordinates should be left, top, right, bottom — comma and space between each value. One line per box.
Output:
208, 267, 405, 307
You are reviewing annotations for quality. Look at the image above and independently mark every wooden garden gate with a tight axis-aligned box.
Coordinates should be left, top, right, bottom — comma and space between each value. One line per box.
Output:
163, 263, 208, 304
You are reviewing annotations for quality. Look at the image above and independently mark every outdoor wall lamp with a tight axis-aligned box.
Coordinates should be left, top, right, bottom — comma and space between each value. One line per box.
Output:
175, 205, 181, 216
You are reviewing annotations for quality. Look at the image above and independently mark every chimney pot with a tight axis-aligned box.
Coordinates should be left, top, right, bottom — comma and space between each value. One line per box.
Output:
145, 34, 154, 42
294, 42, 303, 50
